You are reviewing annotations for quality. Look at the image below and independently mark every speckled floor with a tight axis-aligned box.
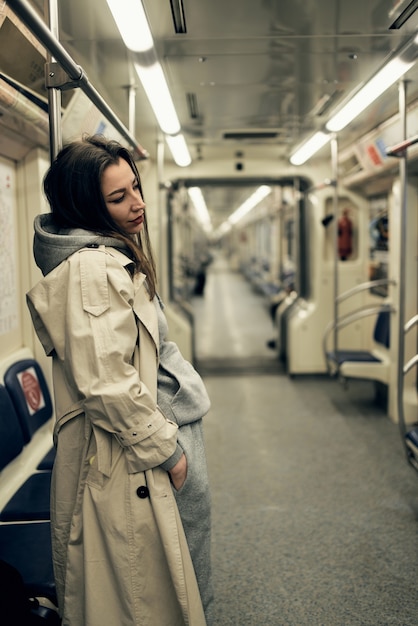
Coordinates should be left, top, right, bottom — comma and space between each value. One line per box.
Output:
192, 255, 418, 626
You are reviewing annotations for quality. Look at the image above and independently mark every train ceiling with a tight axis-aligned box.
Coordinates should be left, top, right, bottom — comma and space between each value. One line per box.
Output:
2, 1, 418, 207
58, 0, 418, 164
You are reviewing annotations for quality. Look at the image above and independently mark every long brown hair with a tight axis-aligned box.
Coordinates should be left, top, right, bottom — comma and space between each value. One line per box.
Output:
43, 134, 157, 298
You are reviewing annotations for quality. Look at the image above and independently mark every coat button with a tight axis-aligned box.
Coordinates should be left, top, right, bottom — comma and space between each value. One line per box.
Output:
136, 486, 149, 499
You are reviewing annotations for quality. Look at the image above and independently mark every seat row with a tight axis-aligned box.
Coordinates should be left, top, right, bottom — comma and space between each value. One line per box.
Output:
0, 358, 57, 610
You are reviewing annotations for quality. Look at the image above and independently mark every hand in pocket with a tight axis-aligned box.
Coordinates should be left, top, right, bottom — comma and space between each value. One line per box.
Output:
168, 453, 187, 490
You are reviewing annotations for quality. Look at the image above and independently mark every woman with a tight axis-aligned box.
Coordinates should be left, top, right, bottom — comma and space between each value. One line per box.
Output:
26, 135, 213, 626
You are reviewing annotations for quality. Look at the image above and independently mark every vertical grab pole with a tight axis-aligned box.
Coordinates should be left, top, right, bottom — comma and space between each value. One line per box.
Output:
397, 79, 408, 438
331, 134, 339, 357
294, 176, 301, 296
128, 85, 136, 135
279, 192, 284, 289
45, 0, 62, 160
157, 133, 166, 297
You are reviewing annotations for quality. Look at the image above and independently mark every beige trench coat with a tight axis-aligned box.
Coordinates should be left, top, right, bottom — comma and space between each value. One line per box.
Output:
27, 246, 206, 626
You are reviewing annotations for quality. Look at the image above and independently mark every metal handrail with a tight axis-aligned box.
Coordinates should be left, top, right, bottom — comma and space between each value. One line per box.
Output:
336, 278, 396, 304
323, 304, 394, 358
404, 313, 418, 334
7, 0, 148, 159
396, 81, 410, 447
386, 134, 418, 157
323, 278, 396, 364
403, 354, 418, 375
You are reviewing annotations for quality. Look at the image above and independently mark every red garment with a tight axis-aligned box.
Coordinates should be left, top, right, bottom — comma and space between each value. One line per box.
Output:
338, 212, 353, 260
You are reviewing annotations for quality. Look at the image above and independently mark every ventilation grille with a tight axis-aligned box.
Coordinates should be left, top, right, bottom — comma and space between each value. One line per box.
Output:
223, 131, 280, 141
187, 93, 199, 119
170, 0, 187, 33
389, 0, 418, 29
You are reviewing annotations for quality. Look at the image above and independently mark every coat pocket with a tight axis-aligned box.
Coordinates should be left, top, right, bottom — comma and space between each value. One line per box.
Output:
86, 428, 124, 490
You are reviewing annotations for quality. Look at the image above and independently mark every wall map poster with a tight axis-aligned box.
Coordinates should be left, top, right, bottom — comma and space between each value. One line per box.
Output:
0, 159, 18, 334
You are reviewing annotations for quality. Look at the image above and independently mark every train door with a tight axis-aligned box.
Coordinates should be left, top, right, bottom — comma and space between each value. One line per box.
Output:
286, 185, 368, 375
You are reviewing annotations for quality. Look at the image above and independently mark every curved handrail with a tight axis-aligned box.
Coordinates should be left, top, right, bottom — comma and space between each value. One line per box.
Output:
404, 313, 418, 334
324, 277, 396, 376
403, 354, 418, 375
336, 278, 396, 304
322, 304, 394, 358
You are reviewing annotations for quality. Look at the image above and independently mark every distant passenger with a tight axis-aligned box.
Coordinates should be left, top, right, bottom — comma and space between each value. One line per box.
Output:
26, 135, 213, 626
194, 251, 213, 296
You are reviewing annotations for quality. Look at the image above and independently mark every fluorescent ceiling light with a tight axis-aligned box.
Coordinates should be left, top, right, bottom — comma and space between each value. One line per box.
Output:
106, 0, 153, 52
228, 185, 271, 225
290, 132, 331, 166
109, 0, 192, 162
326, 57, 415, 132
213, 221, 232, 240
165, 133, 192, 167
188, 187, 212, 231
134, 62, 181, 135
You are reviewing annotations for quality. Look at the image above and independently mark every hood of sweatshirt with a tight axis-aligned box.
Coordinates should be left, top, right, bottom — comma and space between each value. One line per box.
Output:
33, 213, 131, 276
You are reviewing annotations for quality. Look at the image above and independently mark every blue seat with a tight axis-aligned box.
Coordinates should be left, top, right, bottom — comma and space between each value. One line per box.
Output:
405, 427, 418, 470
0, 387, 56, 609
326, 309, 391, 385
0, 384, 24, 469
37, 447, 56, 471
4, 359, 55, 470
0, 521, 56, 606
327, 309, 390, 365
0, 472, 51, 522
0, 384, 51, 522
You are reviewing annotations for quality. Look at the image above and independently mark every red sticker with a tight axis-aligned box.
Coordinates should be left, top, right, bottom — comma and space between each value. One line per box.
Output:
20, 369, 42, 413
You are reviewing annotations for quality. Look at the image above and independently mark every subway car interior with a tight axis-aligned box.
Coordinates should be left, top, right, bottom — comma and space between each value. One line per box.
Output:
2, 0, 418, 623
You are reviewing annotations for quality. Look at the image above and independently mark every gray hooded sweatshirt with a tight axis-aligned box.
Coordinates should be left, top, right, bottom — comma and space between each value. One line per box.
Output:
33, 213, 210, 427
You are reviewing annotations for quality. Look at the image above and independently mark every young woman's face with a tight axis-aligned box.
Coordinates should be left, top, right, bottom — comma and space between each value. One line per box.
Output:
101, 158, 145, 234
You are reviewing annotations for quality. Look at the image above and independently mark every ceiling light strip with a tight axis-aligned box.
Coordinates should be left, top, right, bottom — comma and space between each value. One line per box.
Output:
326, 57, 415, 132
290, 132, 331, 166
165, 134, 192, 167
228, 185, 272, 224
188, 187, 212, 230
106, 0, 153, 52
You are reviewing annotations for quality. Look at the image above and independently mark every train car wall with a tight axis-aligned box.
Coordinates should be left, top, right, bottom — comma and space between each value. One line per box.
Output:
0, 155, 20, 360
0, 148, 49, 384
